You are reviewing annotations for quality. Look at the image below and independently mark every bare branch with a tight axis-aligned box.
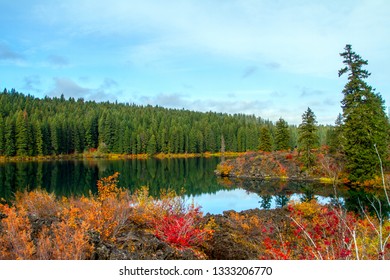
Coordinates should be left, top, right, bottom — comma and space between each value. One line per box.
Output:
374, 143, 390, 206
289, 216, 323, 260
359, 199, 380, 236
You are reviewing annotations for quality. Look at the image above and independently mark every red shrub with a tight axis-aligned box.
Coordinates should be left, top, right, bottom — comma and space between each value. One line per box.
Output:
153, 206, 212, 248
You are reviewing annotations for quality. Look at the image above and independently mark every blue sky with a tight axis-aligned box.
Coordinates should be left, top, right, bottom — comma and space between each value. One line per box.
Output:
1, 0, 389, 125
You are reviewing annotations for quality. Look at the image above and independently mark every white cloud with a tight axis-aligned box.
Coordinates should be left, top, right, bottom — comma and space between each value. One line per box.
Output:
140, 93, 189, 108
32, 0, 390, 79
48, 77, 121, 102
49, 77, 89, 97
136, 91, 273, 117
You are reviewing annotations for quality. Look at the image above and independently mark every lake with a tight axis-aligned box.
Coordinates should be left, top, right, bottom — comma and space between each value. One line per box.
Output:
0, 157, 388, 214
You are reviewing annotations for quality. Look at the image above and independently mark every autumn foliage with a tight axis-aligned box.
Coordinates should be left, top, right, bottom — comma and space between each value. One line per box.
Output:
215, 162, 234, 177
202, 199, 389, 260
259, 200, 390, 260
129, 187, 214, 248
154, 206, 213, 248
0, 173, 212, 259
261, 201, 357, 259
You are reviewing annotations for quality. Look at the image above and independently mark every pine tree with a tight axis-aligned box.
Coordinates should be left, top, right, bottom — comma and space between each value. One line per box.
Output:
188, 128, 197, 153
0, 114, 4, 155
27, 119, 35, 156
298, 107, 318, 168
196, 130, 204, 153
147, 134, 157, 155
103, 113, 115, 152
247, 125, 259, 151
15, 110, 29, 156
130, 132, 137, 154
72, 122, 84, 153
259, 126, 272, 152
34, 121, 43, 156
159, 127, 169, 153
4, 117, 15, 156
338, 44, 389, 183
41, 121, 51, 155
204, 125, 216, 152
237, 127, 246, 152
123, 127, 132, 154
50, 119, 59, 155
275, 118, 290, 150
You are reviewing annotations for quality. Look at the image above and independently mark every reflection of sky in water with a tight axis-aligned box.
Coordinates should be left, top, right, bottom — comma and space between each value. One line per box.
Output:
186, 189, 345, 215
289, 194, 345, 205
186, 189, 262, 215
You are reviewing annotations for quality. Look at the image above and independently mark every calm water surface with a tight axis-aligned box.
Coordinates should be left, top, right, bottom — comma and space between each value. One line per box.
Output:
0, 157, 387, 214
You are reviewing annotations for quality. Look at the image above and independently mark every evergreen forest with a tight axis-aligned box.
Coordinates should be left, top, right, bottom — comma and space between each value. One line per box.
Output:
0, 89, 331, 157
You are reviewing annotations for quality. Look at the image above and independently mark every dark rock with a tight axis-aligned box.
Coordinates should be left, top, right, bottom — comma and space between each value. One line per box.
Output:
202, 208, 289, 260
88, 228, 200, 260
109, 247, 133, 260
202, 211, 260, 259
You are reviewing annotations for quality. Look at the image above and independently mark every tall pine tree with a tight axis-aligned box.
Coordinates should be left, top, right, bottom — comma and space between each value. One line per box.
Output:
298, 107, 318, 168
275, 118, 290, 150
338, 44, 389, 183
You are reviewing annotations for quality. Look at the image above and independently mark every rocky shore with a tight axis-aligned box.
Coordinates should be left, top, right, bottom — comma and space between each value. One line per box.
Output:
25, 208, 287, 260
215, 150, 331, 181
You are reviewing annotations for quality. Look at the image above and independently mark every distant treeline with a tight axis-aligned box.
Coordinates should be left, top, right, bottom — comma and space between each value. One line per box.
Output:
0, 89, 331, 157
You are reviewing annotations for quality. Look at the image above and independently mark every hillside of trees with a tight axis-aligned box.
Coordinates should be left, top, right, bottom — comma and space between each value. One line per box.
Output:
0, 89, 331, 157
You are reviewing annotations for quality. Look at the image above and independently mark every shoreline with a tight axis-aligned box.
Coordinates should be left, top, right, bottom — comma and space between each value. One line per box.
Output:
0, 151, 245, 163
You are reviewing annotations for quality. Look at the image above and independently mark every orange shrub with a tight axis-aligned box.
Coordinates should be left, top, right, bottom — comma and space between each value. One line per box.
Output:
216, 162, 234, 177
15, 189, 60, 219
75, 172, 132, 242
0, 172, 134, 259
97, 172, 121, 202
0, 204, 35, 259
35, 207, 92, 260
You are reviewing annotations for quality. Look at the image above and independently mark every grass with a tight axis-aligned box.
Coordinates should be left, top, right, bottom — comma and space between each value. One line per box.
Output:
319, 177, 334, 184
0, 151, 245, 163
